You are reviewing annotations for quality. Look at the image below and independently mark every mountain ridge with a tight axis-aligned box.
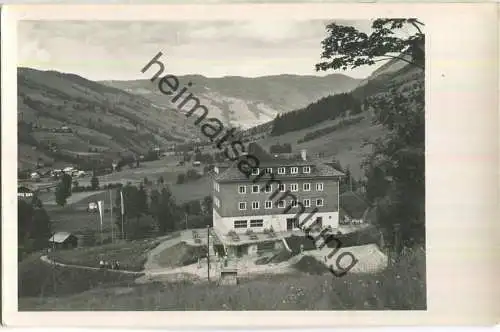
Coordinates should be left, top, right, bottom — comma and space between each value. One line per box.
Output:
102, 73, 362, 130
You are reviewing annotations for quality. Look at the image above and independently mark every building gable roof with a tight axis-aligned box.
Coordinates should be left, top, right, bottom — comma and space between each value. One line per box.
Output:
213, 158, 344, 183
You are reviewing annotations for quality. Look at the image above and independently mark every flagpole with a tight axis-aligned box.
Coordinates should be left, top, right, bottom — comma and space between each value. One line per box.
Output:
97, 200, 104, 245
100, 217, 103, 244
110, 189, 114, 244
100, 201, 103, 245
121, 212, 125, 240
120, 190, 125, 240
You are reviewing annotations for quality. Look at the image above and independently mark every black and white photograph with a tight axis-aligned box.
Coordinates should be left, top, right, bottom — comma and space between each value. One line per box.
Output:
14, 17, 427, 311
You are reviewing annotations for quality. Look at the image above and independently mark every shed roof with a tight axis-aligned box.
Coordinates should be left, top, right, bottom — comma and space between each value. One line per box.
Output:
49, 232, 75, 243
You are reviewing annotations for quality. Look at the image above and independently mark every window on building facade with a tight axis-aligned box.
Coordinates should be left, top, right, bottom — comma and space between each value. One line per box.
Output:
278, 200, 285, 208
214, 197, 221, 208
279, 183, 286, 192
238, 185, 246, 194
290, 183, 298, 192
303, 198, 310, 208
238, 202, 247, 210
252, 201, 260, 210
316, 183, 324, 191
303, 166, 311, 174
316, 198, 324, 207
266, 168, 273, 174
264, 184, 272, 193
278, 167, 286, 174
252, 185, 260, 193
250, 219, 264, 227
265, 200, 272, 209
251, 168, 259, 175
214, 181, 220, 192
290, 200, 298, 208
291, 167, 298, 174
303, 183, 311, 191
234, 220, 248, 228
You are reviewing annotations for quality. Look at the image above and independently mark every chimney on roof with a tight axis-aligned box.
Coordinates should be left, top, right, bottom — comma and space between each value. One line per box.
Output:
301, 149, 307, 161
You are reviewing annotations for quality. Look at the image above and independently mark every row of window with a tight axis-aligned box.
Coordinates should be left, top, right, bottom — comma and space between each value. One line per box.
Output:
251, 166, 311, 176
238, 198, 324, 210
234, 219, 264, 228
238, 182, 324, 194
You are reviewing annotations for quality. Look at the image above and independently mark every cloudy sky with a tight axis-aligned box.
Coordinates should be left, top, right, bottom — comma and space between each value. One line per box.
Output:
18, 20, 385, 81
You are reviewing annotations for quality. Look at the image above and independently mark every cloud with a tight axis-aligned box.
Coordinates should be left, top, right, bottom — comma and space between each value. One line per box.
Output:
17, 19, 381, 80
18, 39, 52, 65
185, 20, 328, 46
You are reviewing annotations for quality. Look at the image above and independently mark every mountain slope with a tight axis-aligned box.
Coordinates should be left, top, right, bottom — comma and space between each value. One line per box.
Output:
102, 74, 361, 130
252, 63, 424, 178
357, 56, 412, 86
17, 67, 203, 169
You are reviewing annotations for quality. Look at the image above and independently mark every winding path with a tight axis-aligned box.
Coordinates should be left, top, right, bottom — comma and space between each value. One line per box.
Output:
39, 255, 143, 275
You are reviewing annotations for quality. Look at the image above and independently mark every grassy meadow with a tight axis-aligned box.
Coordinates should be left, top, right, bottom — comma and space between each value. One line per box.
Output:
35, 158, 212, 239
47, 238, 162, 271
257, 114, 385, 179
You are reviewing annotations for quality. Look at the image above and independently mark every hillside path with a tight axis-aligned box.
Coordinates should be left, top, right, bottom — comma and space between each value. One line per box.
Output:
39, 255, 143, 275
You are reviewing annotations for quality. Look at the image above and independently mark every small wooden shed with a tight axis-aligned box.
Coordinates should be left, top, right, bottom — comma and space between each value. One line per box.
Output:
49, 232, 78, 250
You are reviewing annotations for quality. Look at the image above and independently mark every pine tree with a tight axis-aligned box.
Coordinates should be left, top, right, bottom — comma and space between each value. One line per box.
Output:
55, 183, 67, 206
18, 198, 51, 254
90, 175, 99, 190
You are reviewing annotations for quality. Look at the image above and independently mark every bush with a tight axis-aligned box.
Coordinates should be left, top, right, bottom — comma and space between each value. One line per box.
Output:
187, 215, 212, 229
104, 183, 123, 190
319, 226, 379, 249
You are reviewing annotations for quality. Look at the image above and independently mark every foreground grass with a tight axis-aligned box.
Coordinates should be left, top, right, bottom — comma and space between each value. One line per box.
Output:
18, 253, 140, 299
20, 247, 426, 311
47, 238, 161, 271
